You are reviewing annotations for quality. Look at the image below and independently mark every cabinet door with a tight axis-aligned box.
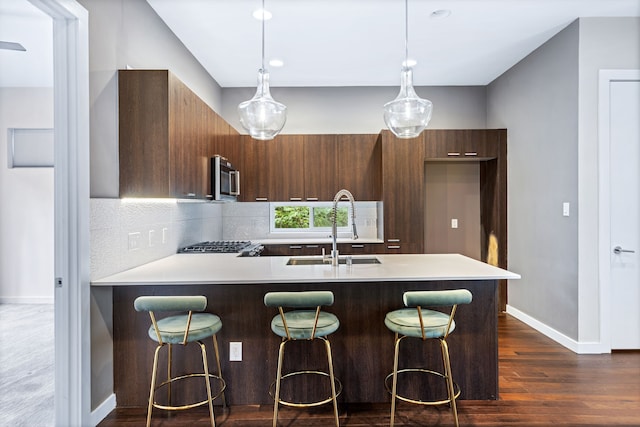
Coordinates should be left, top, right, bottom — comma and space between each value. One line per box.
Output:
119, 70, 171, 198
272, 135, 305, 201
381, 131, 424, 253
239, 136, 271, 201
169, 73, 207, 198
337, 134, 381, 200
424, 129, 499, 160
304, 135, 337, 201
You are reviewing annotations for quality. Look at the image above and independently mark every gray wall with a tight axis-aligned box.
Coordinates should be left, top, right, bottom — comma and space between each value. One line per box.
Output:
222, 85, 487, 134
487, 21, 580, 339
79, 0, 224, 198
576, 17, 640, 342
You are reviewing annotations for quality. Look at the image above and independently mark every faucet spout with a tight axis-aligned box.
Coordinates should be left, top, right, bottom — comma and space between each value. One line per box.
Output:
331, 189, 358, 266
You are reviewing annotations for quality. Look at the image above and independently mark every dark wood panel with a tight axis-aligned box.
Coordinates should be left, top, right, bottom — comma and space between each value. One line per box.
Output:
380, 131, 425, 252
113, 279, 498, 407
273, 135, 305, 201
101, 314, 640, 426
304, 135, 338, 200
118, 70, 171, 197
336, 134, 382, 201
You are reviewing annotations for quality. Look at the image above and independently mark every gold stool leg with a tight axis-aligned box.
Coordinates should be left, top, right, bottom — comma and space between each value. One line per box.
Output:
440, 338, 459, 427
200, 342, 216, 427
390, 333, 401, 427
167, 343, 173, 407
147, 344, 162, 427
212, 334, 227, 409
323, 337, 340, 426
273, 339, 287, 427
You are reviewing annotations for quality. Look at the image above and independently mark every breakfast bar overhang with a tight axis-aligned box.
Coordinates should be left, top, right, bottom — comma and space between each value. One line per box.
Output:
92, 253, 520, 407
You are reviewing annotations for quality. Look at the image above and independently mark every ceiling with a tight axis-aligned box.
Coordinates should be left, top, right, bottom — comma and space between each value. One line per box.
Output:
1, 0, 639, 89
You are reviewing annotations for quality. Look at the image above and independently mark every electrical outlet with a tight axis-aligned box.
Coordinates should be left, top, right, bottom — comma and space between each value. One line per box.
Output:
451, 218, 458, 229
148, 230, 156, 247
229, 342, 242, 361
128, 232, 141, 251
162, 228, 168, 244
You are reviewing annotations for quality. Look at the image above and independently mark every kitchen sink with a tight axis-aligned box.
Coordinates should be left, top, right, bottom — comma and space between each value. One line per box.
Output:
286, 256, 381, 266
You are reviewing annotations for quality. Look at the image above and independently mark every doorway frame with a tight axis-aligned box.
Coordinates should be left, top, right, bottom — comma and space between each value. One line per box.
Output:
28, 0, 91, 425
598, 69, 640, 353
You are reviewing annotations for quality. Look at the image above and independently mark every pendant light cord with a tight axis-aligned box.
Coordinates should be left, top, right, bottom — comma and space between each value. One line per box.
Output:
261, 0, 266, 71
404, 0, 409, 68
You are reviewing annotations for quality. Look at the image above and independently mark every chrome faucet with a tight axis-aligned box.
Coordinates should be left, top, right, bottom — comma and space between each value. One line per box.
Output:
330, 189, 358, 266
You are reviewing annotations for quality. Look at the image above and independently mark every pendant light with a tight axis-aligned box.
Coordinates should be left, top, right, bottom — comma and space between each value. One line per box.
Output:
383, 0, 432, 139
238, 0, 287, 141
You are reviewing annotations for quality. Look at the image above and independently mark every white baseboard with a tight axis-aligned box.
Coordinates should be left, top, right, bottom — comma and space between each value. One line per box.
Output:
0, 296, 54, 304
90, 393, 116, 427
505, 305, 609, 354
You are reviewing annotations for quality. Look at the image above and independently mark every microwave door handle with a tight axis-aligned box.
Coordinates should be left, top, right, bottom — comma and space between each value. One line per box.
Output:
231, 170, 240, 196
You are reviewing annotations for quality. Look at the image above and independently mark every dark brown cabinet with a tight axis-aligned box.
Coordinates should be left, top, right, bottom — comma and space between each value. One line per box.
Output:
261, 242, 383, 257
423, 129, 500, 160
118, 70, 238, 199
240, 134, 381, 202
380, 131, 425, 253
336, 134, 382, 201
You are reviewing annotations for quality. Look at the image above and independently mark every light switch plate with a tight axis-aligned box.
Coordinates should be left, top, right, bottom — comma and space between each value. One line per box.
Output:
563, 202, 570, 217
229, 342, 242, 361
451, 218, 458, 229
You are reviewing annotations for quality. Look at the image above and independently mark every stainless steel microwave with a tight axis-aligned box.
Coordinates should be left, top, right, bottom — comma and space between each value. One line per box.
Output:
211, 155, 240, 201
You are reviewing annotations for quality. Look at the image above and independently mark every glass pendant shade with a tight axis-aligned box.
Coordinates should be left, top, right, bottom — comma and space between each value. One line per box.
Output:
238, 68, 287, 140
383, 66, 432, 139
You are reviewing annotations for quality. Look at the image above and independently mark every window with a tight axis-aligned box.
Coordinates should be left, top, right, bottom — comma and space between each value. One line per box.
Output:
271, 203, 350, 233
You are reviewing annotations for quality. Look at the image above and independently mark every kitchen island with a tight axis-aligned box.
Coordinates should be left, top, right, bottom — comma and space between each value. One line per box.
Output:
92, 253, 519, 407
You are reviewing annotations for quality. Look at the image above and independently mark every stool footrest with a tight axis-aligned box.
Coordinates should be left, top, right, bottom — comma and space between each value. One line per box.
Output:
270, 370, 342, 408
385, 368, 460, 406
153, 373, 226, 411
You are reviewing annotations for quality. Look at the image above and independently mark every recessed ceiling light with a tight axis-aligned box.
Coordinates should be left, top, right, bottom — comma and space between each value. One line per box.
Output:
252, 8, 272, 20
269, 58, 284, 67
431, 9, 451, 19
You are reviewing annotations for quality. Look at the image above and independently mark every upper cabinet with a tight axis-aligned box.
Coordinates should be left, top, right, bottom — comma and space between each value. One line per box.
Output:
118, 70, 238, 199
423, 129, 500, 160
239, 134, 381, 202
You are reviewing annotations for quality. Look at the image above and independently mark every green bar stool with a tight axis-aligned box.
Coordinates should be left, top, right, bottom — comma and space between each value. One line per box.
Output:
264, 291, 342, 427
134, 295, 226, 427
384, 289, 473, 427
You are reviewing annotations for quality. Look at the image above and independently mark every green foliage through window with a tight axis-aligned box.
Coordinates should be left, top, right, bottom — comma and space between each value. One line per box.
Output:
274, 206, 309, 229
273, 205, 349, 230
313, 207, 348, 227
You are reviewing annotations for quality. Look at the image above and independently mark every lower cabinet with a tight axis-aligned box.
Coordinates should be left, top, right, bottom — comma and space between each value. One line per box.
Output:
261, 243, 384, 257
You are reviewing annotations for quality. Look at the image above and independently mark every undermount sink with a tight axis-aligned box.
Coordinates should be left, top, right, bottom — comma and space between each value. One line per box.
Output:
286, 256, 381, 266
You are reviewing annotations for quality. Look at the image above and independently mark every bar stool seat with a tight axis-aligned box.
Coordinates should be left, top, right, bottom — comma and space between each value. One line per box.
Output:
264, 291, 341, 427
134, 295, 226, 427
385, 289, 472, 427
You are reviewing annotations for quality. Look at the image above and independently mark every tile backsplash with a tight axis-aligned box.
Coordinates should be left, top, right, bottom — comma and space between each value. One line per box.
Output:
90, 199, 380, 280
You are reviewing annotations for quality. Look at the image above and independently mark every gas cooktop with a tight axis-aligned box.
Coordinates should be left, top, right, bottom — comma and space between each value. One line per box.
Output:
178, 240, 263, 256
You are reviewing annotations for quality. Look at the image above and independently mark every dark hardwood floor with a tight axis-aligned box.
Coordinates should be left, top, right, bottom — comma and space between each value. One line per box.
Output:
99, 314, 640, 426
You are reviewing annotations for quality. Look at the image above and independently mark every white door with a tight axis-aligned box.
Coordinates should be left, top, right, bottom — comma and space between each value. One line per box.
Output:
609, 79, 640, 350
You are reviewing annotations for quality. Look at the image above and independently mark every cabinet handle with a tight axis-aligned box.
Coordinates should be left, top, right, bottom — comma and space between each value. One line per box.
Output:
387, 245, 401, 249
464, 152, 478, 156
289, 245, 302, 249
388, 239, 400, 243
447, 152, 461, 156
255, 197, 268, 201
306, 245, 319, 248
306, 197, 319, 201
351, 244, 365, 248
290, 197, 302, 201
186, 193, 196, 198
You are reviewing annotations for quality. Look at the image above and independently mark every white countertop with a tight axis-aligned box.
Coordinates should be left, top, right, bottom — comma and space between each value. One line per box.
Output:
91, 253, 520, 286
